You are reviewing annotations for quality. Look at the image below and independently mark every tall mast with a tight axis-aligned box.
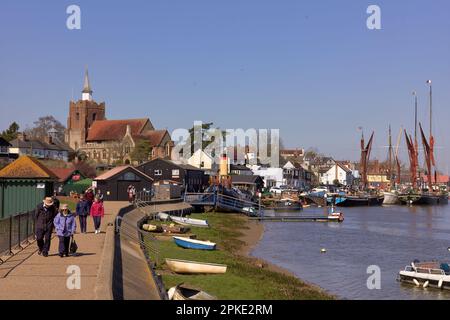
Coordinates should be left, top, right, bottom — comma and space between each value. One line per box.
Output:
413, 91, 418, 148
427, 80, 432, 138
388, 125, 393, 183
426, 80, 436, 186
413, 91, 419, 188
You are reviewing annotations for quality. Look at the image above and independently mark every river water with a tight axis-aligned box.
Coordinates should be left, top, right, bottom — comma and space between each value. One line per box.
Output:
252, 205, 450, 300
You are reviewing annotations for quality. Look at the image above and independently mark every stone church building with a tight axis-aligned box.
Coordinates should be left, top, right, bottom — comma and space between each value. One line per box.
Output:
65, 70, 173, 165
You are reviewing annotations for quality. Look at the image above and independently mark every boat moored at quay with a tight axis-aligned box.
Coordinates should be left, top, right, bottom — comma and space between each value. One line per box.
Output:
398, 261, 450, 290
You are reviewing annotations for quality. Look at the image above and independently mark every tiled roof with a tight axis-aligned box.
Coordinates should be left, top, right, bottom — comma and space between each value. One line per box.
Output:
9, 138, 71, 152
86, 119, 150, 141
48, 167, 78, 182
0, 156, 57, 179
134, 130, 170, 147
231, 175, 263, 184
95, 165, 153, 181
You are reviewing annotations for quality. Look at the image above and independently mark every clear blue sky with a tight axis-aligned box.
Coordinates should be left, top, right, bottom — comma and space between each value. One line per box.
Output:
1, 0, 449, 171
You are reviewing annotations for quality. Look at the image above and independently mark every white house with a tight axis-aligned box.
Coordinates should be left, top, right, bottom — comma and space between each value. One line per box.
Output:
319, 162, 354, 186
187, 149, 213, 170
250, 165, 284, 188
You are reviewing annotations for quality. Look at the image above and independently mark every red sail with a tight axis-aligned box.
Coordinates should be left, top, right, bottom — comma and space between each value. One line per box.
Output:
360, 132, 374, 190
404, 130, 417, 189
419, 123, 433, 191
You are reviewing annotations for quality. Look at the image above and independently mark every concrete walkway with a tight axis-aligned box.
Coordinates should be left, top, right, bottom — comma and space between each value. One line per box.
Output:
0, 202, 128, 300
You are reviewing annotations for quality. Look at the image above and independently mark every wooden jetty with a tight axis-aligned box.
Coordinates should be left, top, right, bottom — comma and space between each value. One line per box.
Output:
249, 215, 342, 223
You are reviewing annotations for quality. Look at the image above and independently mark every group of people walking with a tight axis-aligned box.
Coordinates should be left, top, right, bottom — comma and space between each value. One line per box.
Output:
34, 187, 105, 258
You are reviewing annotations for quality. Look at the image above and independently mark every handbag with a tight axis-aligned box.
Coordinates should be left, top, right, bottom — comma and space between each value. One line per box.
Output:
69, 236, 78, 254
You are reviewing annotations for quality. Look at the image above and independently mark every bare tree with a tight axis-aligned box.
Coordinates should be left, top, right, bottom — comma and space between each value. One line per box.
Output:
24, 116, 66, 141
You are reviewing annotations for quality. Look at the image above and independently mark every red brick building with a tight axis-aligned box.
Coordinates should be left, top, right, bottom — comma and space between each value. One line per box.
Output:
65, 70, 173, 165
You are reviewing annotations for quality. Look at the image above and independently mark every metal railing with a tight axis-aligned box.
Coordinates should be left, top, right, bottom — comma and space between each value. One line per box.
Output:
0, 211, 35, 263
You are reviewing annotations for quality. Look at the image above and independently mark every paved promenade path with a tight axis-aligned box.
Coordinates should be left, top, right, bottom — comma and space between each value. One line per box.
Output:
0, 202, 128, 300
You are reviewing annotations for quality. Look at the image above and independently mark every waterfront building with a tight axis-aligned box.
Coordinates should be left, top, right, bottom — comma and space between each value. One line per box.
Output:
137, 158, 207, 193
230, 175, 264, 195
283, 161, 309, 190
94, 165, 154, 201
251, 166, 284, 188
187, 149, 214, 170
65, 69, 173, 165
319, 162, 354, 186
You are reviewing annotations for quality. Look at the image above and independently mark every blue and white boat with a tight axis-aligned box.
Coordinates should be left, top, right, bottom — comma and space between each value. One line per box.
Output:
173, 236, 216, 250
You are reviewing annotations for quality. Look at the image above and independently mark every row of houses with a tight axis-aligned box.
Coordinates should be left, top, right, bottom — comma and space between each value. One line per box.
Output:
0, 132, 71, 162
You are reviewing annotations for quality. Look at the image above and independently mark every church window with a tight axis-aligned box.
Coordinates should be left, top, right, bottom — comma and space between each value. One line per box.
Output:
102, 150, 107, 159
76, 113, 80, 121
125, 145, 131, 154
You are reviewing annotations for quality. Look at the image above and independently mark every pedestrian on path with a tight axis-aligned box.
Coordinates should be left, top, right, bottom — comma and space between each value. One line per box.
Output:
34, 197, 58, 257
127, 185, 136, 203
54, 204, 77, 257
96, 189, 104, 202
85, 187, 95, 211
90, 196, 104, 234
76, 195, 90, 233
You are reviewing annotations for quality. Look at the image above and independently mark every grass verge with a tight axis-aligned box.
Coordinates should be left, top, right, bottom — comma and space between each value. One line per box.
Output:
145, 212, 334, 300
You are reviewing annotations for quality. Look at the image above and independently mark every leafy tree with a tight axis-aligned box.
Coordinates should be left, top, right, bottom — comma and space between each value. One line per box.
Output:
130, 139, 152, 164
24, 116, 65, 141
1, 122, 20, 141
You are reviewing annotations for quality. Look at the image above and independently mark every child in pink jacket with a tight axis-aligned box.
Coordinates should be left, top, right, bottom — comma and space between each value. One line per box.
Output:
90, 197, 104, 234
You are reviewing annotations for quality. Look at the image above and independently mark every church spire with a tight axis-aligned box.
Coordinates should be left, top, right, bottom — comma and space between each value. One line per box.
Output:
82, 67, 93, 101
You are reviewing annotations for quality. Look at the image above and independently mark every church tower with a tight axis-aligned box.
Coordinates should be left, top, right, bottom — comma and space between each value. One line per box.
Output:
66, 69, 106, 150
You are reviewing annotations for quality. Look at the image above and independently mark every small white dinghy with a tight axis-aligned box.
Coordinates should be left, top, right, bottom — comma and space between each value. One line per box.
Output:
166, 258, 227, 274
167, 285, 217, 300
170, 216, 209, 228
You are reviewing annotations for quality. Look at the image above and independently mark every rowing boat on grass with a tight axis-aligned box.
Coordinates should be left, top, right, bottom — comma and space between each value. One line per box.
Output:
173, 236, 216, 250
170, 216, 209, 228
167, 285, 217, 300
165, 258, 227, 274
161, 224, 190, 234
